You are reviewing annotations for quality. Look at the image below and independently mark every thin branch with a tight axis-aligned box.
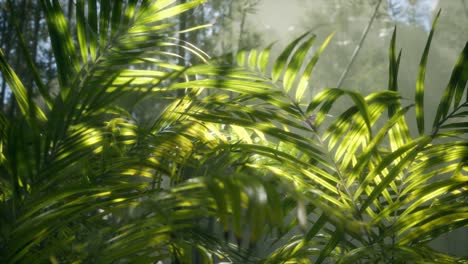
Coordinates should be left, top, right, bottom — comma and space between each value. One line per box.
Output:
462, 0, 468, 19
336, 0, 383, 89
237, 5, 247, 51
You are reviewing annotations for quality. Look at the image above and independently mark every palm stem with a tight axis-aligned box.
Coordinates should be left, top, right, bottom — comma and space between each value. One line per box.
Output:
297, 105, 362, 219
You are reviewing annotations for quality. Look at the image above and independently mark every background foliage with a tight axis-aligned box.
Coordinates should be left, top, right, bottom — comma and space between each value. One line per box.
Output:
0, 0, 467, 263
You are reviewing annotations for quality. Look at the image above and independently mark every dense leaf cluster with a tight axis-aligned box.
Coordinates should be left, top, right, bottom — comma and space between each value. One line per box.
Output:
0, 1, 467, 263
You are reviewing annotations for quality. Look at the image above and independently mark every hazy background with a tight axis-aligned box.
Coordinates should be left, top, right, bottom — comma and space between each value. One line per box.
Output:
247, 0, 467, 102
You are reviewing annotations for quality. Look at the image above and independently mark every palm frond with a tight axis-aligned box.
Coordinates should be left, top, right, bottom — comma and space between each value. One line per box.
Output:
0, 1, 466, 263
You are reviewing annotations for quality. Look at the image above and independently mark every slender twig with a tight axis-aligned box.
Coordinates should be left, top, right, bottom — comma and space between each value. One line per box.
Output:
238, 5, 247, 51
462, 0, 468, 18
336, 0, 383, 88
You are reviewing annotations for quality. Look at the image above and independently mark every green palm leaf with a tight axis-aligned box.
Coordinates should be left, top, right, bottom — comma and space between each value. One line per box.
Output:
415, 10, 440, 136
432, 41, 468, 133
0, 49, 47, 124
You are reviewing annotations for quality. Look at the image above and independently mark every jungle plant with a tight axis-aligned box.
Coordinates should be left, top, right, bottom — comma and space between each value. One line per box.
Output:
0, 1, 466, 263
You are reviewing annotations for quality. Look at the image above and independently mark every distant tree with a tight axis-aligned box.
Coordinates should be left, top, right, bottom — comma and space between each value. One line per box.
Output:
0, 0, 55, 115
